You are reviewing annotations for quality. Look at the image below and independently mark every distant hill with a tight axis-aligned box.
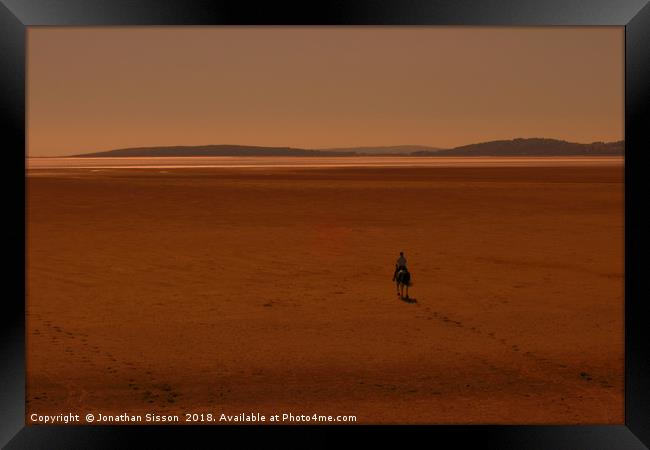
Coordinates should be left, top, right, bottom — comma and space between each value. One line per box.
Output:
71, 139, 623, 157
73, 145, 353, 157
410, 138, 624, 156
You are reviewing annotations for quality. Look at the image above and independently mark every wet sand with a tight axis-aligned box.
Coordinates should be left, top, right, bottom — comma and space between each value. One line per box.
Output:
26, 163, 624, 424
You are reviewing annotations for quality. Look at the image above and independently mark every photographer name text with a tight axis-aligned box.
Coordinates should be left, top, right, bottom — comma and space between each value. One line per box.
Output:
29, 411, 357, 424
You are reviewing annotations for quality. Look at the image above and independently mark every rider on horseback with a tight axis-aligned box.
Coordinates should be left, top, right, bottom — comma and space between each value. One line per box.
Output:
392, 251, 407, 281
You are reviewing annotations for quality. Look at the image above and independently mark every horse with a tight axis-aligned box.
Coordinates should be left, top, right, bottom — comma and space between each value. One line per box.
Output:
395, 268, 412, 300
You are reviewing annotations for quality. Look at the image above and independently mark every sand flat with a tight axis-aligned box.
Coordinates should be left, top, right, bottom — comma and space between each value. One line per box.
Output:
26, 164, 624, 424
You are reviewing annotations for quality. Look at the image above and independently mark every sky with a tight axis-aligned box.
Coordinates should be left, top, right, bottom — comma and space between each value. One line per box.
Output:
27, 27, 624, 157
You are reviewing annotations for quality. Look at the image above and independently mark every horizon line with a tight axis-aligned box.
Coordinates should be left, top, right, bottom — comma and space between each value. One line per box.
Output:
29, 136, 625, 158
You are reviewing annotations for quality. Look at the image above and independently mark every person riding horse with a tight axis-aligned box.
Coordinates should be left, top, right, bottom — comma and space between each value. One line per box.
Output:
392, 252, 407, 282
393, 251, 412, 299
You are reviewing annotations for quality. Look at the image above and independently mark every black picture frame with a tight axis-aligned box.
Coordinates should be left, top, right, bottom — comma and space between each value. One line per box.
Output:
2, 1, 649, 448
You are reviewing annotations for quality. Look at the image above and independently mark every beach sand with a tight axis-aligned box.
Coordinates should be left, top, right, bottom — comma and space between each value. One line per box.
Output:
26, 164, 624, 424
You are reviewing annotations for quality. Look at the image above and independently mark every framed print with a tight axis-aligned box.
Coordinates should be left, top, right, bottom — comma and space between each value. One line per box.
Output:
2, 0, 649, 448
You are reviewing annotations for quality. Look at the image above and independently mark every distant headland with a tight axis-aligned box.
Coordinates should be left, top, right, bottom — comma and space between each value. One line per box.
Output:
69, 138, 624, 158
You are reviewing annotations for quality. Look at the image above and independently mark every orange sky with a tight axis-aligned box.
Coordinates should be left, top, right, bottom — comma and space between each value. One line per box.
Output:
27, 27, 623, 157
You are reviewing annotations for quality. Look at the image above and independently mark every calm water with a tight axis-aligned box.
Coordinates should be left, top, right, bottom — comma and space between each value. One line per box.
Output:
27, 156, 624, 170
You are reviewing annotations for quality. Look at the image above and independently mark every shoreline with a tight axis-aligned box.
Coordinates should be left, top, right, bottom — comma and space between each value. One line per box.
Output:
26, 155, 624, 170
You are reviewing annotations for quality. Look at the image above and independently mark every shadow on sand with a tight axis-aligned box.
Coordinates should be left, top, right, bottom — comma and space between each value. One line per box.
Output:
399, 296, 417, 304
